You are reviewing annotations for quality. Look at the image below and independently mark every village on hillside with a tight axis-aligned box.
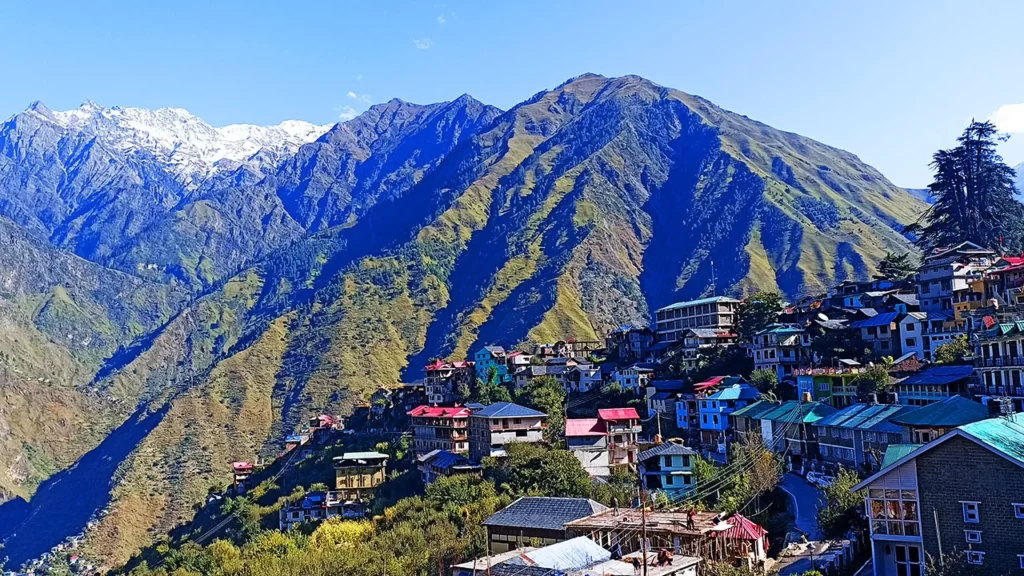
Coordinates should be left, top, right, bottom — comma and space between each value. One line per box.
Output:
120, 240, 1021, 576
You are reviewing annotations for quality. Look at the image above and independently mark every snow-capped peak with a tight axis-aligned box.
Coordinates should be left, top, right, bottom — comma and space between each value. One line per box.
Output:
40, 102, 333, 186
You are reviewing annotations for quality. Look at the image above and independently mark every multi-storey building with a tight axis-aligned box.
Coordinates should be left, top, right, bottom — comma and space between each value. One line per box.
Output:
851, 312, 903, 358
893, 364, 973, 407
605, 326, 656, 361
675, 375, 736, 431
729, 400, 836, 472
424, 360, 475, 405
973, 320, 1024, 411
408, 405, 471, 455
794, 365, 862, 409
279, 491, 360, 530
915, 241, 995, 315
565, 363, 602, 393
814, 403, 917, 473
638, 442, 697, 497
699, 381, 759, 451
333, 451, 389, 503
468, 402, 547, 461
676, 328, 738, 372
854, 413, 1024, 576
565, 408, 641, 475
475, 345, 510, 383
983, 256, 1024, 306
888, 395, 988, 444
654, 296, 740, 343
750, 324, 813, 380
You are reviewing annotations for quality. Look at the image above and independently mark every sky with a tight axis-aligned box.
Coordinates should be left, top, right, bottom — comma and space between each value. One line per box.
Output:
2, 1, 1024, 187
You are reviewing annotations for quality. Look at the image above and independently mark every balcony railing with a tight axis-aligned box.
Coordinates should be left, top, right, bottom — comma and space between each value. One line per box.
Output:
974, 356, 1024, 368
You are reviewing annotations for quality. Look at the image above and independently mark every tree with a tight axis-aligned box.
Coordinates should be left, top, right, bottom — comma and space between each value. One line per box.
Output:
516, 375, 566, 443
735, 291, 784, 342
750, 368, 779, 395
854, 364, 891, 401
425, 475, 497, 507
924, 550, 995, 576
878, 252, 917, 281
934, 335, 970, 364
817, 468, 865, 538
911, 120, 1024, 252
484, 443, 591, 498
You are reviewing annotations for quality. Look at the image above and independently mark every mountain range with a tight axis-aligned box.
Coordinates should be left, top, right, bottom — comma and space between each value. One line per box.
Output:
0, 73, 927, 567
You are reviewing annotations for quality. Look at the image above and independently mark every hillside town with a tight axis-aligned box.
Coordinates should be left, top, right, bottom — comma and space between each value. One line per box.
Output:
80, 239, 1016, 576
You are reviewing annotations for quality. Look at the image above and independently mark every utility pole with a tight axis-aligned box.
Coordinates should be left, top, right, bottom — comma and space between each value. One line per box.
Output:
710, 259, 716, 297
639, 483, 649, 576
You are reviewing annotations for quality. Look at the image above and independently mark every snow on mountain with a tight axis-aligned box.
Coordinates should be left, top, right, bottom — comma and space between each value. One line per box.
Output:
40, 101, 333, 187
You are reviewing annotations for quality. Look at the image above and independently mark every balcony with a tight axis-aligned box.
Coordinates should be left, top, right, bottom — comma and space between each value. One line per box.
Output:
607, 424, 643, 434
974, 356, 1024, 368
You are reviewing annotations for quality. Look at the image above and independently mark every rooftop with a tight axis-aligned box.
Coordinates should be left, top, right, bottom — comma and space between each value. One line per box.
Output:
657, 296, 740, 313
407, 405, 472, 418
483, 497, 608, 531
737, 400, 836, 424
598, 407, 640, 421
881, 444, 924, 470
334, 451, 389, 464
638, 442, 697, 462
888, 396, 988, 427
565, 418, 606, 437
706, 383, 760, 401
850, 311, 901, 328
472, 402, 546, 419
815, 403, 917, 434
898, 365, 974, 386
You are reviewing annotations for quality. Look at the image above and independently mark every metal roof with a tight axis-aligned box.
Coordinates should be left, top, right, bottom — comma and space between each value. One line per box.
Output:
959, 413, 1024, 467
482, 497, 608, 531
598, 408, 640, 421
898, 365, 974, 386
729, 400, 779, 420
888, 396, 987, 427
706, 383, 760, 401
850, 311, 901, 328
881, 444, 924, 470
472, 402, 546, 419
513, 536, 611, 570
565, 418, 606, 437
656, 296, 740, 312
748, 401, 837, 424
815, 403, 916, 433
638, 442, 696, 462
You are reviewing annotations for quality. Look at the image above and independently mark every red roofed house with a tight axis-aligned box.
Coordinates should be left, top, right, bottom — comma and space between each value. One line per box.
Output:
566, 408, 641, 476
408, 405, 472, 456
674, 375, 735, 433
713, 513, 768, 565
425, 360, 475, 405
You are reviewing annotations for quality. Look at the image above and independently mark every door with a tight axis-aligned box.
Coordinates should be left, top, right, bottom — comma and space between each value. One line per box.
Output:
893, 544, 923, 576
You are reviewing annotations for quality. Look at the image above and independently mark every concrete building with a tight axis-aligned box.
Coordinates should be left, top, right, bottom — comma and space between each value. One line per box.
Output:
468, 402, 547, 461
638, 442, 696, 497
482, 497, 608, 553
408, 405, 471, 455
915, 241, 995, 315
654, 296, 740, 343
814, 403, 917, 473
425, 360, 475, 405
750, 324, 813, 381
973, 319, 1024, 411
565, 408, 641, 475
333, 452, 388, 503
698, 381, 759, 451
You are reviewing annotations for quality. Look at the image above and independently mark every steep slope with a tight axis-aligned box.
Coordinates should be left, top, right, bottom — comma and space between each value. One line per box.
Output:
0, 217, 187, 502
0, 74, 928, 569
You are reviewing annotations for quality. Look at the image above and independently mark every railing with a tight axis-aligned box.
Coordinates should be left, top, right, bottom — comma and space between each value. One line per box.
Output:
974, 356, 1024, 368
970, 385, 1024, 397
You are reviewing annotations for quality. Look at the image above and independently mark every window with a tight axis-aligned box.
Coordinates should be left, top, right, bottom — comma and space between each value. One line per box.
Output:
1014, 503, 1024, 519
702, 415, 708, 424
818, 382, 829, 391
868, 489, 919, 536
961, 501, 980, 524
965, 551, 984, 566
905, 323, 916, 332
894, 545, 923, 576
964, 530, 982, 544
713, 415, 719, 425
906, 338, 916, 347
515, 430, 527, 437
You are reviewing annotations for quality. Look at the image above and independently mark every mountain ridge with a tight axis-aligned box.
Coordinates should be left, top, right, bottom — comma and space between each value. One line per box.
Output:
0, 73, 928, 568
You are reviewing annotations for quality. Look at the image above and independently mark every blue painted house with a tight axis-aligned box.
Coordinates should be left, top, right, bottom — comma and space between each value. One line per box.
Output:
475, 345, 510, 383
699, 380, 759, 451
638, 442, 697, 497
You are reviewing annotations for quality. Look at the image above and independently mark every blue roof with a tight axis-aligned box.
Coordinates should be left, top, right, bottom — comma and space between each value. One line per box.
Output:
650, 379, 686, 391
899, 365, 974, 386
473, 402, 546, 419
707, 383, 760, 401
889, 396, 987, 427
483, 497, 608, 530
851, 312, 900, 328
431, 450, 472, 470
815, 403, 917, 433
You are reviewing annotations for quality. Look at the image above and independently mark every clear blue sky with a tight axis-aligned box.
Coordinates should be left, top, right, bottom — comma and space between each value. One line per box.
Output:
3, 0, 1023, 187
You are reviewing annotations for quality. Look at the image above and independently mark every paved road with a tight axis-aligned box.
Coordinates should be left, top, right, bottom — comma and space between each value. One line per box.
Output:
779, 472, 823, 539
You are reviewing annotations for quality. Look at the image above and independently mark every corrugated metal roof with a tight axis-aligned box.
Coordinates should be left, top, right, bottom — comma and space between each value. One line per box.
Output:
656, 296, 740, 312
638, 442, 696, 462
881, 444, 923, 470
729, 400, 779, 419
851, 311, 900, 328
715, 514, 767, 541
565, 418, 605, 437
755, 401, 837, 424
473, 402, 546, 419
899, 365, 974, 386
889, 396, 987, 427
516, 537, 611, 569
598, 408, 640, 421
706, 383, 760, 401
815, 403, 916, 433
483, 497, 608, 531
959, 413, 1024, 467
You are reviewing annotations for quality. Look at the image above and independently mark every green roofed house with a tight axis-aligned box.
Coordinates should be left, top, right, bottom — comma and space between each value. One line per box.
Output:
853, 413, 1024, 576
728, 400, 836, 472
888, 395, 988, 444
814, 403, 919, 473
879, 444, 923, 470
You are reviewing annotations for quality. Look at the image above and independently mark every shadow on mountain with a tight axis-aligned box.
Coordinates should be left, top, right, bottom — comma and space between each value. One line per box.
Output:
0, 407, 168, 567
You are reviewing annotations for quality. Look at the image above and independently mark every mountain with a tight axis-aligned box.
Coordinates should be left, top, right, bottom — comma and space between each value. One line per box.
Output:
0, 74, 927, 568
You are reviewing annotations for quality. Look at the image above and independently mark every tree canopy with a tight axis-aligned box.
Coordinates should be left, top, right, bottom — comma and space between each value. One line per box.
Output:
878, 252, 917, 281
735, 291, 784, 342
911, 120, 1024, 252
933, 335, 970, 365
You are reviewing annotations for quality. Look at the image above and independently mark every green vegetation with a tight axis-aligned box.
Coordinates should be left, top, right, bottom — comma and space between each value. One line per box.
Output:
483, 442, 591, 498
934, 335, 970, 364
816, 468, 865, 538
515, 375, 566, 443
735, 291, 784, 342
878, 251, 918, 281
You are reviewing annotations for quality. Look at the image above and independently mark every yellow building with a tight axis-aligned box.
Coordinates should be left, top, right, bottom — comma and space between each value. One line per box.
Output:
333, 451, 389, 502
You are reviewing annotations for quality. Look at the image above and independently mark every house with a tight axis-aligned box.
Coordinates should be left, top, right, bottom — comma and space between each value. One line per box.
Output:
563, 339, 602, 359
915, 241, 996, 314
505, 350, 533, 373
333, 452, 388, 504
895, 364, 973, 407
677, 328, 738, 372
851, 312, 903, 358
416, 449, 479, 484
424, 360, 475, 405
973, 319, 1024, 411
566, 508, 768, 567
638, 442, 697, 497
675, 375, 737, 431
455, 537, 701, 576
897, 313, 927, 360
232, 461, 253, 485
482, 497, 608, 553
407, 405, 471, 455
794, 364, 862, 409
565, 363, 602, 394
729, 400, 837, 471
606, 326, 656, 362
814, 403, 918, 473
698, 381, 759, 451
369, 387, 393, 419
613, 363, 656, 391
646, 379, 685, 416
654, 296, 740, 343
468, 402, 547, 461
983, 256, 1024, 307
749, 324, 813, 381
853, 413, 1024, 576
565, 408, 642, 475
278, 491, 359, 530
284, 433, 310, 453
475, 345, 510, 383
887, 395, 988, 444
513, 364, 567, 391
